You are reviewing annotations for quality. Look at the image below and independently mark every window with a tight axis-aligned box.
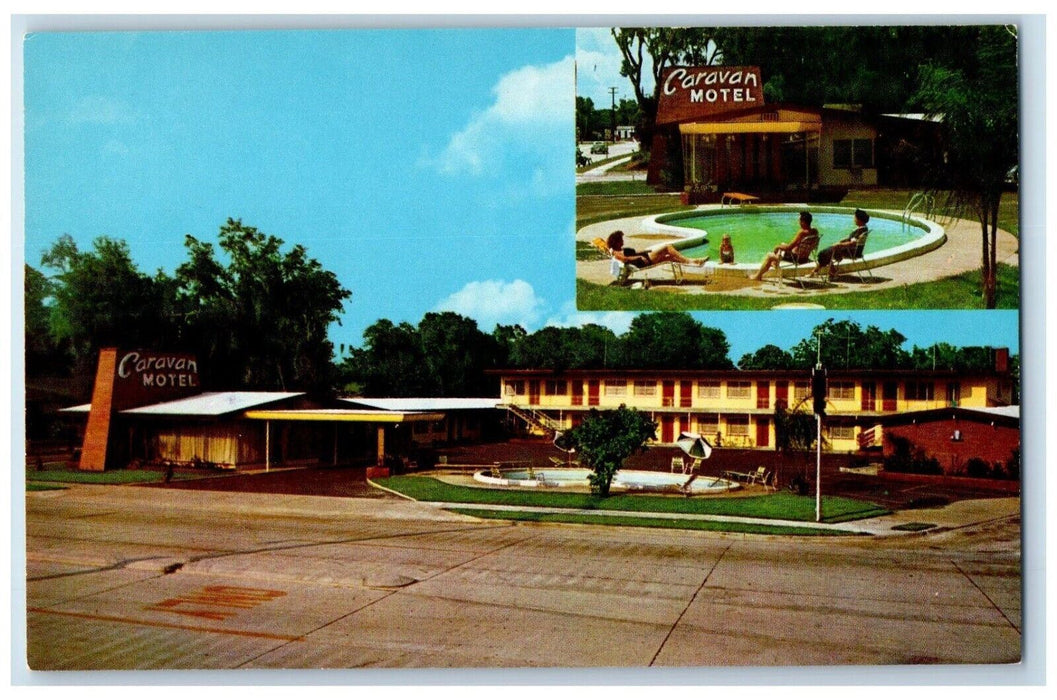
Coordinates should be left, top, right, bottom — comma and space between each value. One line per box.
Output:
726, 381, 751, 399
828, 425, 856, 440
726, 415, 750, 436
793, 381, 810, 400
604, 380, 627, 397
833, 138, 874, 169
697, 381, 721, 399
697, 413, 720, 434
633, 381, 657, 397
905, 380, 934, 401
830, 381, 855, 400
545, 380, 567, 396
504, 380, 524, 396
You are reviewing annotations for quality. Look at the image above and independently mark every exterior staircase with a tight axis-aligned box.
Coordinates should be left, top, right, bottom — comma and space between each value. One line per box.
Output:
503, 404, 562, 437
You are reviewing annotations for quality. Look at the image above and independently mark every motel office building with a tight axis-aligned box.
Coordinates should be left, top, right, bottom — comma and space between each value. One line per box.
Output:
648, 65, 942, 197
496, 359, 1015, 454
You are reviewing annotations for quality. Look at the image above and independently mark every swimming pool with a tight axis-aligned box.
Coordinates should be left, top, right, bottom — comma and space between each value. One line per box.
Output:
640, 206, 946, 277
473, 467, 740, 495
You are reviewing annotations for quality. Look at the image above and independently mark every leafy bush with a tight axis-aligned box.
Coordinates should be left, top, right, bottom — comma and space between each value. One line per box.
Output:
883, 435, 942, 475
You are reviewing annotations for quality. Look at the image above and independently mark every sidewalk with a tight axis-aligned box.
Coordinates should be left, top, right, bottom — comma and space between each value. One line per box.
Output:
423, 496, 1021, 537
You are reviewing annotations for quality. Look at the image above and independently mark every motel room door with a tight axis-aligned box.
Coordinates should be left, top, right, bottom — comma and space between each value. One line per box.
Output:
755, 417, 770, 448
662, 381, 676, 407
660, 415, 675, 443
587, 380, 600, 406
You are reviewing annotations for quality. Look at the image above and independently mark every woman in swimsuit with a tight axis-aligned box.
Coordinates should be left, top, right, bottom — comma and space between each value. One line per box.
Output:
605, 230, 708, 268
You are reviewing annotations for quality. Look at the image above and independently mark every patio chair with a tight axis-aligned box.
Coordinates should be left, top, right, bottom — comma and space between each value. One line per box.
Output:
590, 237, 694, 288
829, 230, 875, 283
775, 231, 820, 289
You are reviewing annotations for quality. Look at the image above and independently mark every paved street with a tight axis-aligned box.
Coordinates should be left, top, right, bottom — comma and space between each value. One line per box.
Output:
24, 484, 1021, 671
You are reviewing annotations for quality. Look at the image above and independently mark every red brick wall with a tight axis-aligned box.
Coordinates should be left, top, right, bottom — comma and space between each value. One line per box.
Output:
79, 348, 118, 471
883, 418, 1019, 474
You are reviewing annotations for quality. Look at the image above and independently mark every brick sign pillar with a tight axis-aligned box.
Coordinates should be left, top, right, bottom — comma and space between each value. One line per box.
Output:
79, 348, 119, 471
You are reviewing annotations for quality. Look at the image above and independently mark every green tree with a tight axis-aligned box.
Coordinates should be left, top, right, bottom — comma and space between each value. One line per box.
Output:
40, 235, 178, 379
738, 343, 796, 370
24, 264, 70, 378
790, 319, 910, 370
565, 406, 657, 497
343, 319, 433, 397
418, 312, 501, 396
617, 312, 733, 369
914, 25, 1019, 308
175, 218, 351, 391
612, 28, 721, 147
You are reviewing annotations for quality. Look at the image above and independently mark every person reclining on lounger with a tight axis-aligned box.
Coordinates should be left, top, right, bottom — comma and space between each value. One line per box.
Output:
605, 230, 708, 268
751, 211, 818, 281
813, 209, 870, 278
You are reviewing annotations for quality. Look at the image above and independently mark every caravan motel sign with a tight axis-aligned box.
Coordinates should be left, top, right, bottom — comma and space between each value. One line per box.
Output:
655, 66, 765, 125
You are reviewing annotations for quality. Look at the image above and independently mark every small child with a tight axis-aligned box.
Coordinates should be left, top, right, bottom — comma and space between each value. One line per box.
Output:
719, 233, 735, 264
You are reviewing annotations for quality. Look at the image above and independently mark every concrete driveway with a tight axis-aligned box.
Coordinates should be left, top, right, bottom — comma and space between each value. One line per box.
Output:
24, 484, 1020, 672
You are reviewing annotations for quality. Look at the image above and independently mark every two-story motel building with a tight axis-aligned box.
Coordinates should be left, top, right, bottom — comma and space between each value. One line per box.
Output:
496, 354, 1014, 453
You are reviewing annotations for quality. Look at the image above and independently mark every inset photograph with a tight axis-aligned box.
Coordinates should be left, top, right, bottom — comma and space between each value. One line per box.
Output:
575, 27, 1020, 310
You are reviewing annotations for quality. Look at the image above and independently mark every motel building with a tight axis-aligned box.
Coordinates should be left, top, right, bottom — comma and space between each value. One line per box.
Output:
495, 349, 1015, 455
648, 65, 942, 199
63, 348, 499, 475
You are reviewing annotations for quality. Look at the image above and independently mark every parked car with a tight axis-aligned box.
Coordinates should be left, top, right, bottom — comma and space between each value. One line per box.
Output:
590, 143, 609, 155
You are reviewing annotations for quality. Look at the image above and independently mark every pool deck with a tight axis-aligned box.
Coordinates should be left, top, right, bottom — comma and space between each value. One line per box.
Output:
577, 205, 1019, 299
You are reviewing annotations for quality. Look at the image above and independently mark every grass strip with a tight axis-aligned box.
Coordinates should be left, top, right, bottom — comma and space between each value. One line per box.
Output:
448, 508, 860, 536
375, 476, 888, 523
24, 469, 193, 485
27, 483, 68, 492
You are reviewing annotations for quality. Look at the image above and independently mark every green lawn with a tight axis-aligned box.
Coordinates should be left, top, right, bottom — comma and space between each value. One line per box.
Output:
374, 476, 888, 524
449, 508, 860, 535
576, 264, 1020, 311
576, 181, 659, 197
25, 469, 193, 485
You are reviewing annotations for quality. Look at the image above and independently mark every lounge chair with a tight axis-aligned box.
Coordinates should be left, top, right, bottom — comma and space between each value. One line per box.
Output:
775, 231, 820, 289
590, 237, 705, 288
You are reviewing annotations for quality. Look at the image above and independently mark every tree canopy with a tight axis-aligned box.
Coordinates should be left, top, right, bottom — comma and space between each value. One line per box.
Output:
913, 25, 1019, 308
564, 406, 657, 497
33, 220, 350, 395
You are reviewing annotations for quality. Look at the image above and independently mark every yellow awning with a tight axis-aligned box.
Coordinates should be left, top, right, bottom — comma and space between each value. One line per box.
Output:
679, 121, 821, 135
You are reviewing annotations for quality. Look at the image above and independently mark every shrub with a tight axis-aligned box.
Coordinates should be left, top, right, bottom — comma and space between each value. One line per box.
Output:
883, 435, 943, 475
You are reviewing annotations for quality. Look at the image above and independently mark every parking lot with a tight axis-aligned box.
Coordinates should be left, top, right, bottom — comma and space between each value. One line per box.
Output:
24, 480, 1021, 673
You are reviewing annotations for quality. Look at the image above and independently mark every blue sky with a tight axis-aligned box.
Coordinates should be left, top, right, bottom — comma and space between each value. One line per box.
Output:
22, 28, 1019, 364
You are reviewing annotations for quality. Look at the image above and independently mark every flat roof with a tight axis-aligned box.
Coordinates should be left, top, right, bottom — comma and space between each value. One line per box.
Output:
121, 392, 304, 416
341, 397, 500, 411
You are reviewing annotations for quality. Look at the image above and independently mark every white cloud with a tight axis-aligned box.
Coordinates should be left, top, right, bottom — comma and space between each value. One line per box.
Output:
434, 279, 546, 330
430, 56, 573, 179
543, 301, 636, 335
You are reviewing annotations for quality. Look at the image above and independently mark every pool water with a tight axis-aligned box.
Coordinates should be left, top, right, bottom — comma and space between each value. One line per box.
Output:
475, 467, 739, 495
664, 210, 927, 263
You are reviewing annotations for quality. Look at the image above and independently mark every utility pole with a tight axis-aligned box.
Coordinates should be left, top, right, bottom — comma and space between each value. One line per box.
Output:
609, 86, 617, 142
812, 333, 827, 523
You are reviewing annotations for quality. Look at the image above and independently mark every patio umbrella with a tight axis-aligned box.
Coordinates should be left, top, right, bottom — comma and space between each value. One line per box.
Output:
676, 431, 713, 460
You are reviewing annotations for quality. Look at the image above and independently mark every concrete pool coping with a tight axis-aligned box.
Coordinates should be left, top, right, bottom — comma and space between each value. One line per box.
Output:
577, 204, 1019, 297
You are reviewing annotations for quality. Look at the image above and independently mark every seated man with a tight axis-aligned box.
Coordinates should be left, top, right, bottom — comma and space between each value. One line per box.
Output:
751, 211, 817, 281
814, 209, 870, 278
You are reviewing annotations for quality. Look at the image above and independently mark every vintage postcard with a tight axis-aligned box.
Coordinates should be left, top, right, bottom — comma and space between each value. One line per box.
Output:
18, 21, 1025, 677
